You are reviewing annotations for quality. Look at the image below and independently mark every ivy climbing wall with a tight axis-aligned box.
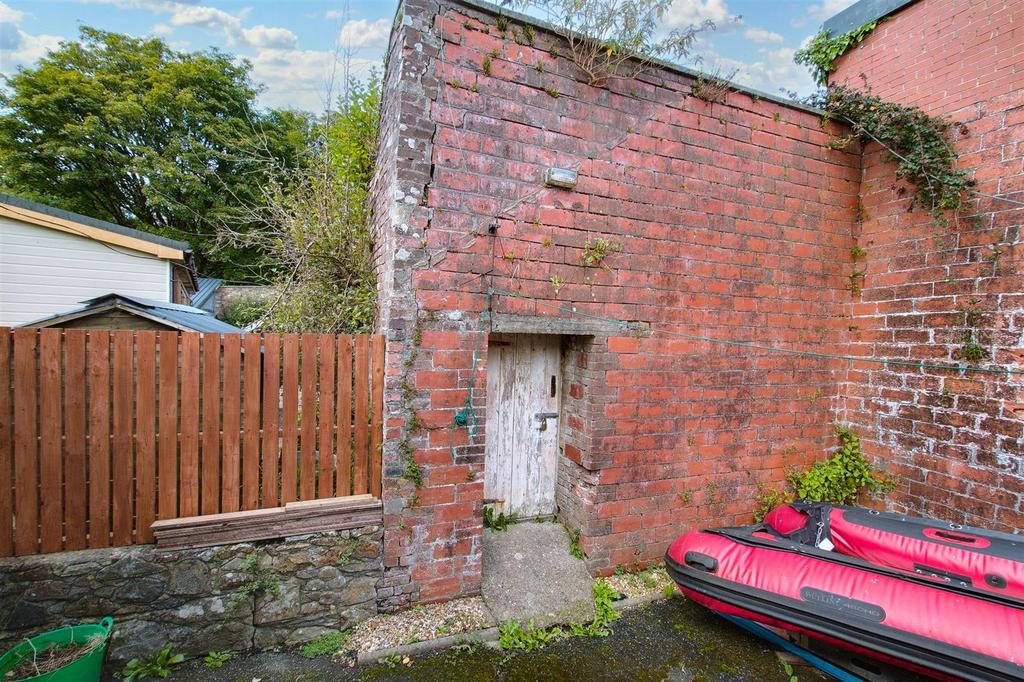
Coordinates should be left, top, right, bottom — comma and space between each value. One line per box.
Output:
833, 0, 1023, 530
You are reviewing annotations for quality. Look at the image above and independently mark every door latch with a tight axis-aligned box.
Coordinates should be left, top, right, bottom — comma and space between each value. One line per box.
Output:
534, 412, 558, 431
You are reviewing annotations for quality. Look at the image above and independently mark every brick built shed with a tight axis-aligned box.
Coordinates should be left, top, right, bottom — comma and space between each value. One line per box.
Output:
369, 0, 1023, 609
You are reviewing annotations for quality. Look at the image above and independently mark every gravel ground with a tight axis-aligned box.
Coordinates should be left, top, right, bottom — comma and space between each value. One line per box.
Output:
165, 598, 828, 681
605, 566, 674, 599
347, 596, 494, 653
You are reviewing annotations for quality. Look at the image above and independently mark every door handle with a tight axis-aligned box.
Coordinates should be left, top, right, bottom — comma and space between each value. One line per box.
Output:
534, 412, 558, 431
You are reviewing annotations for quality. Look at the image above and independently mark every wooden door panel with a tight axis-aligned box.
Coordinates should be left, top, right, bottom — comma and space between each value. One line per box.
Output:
484, 334, 560, 518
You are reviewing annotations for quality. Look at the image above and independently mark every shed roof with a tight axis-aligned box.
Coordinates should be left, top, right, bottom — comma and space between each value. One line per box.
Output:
191, 277, 224, 308
0, 193, 191, 261
22, 293, 242, 333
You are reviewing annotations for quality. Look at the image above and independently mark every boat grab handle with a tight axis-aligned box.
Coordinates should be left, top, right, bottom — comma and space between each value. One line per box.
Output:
933, 530, 977, 544
684, 551, 718, 573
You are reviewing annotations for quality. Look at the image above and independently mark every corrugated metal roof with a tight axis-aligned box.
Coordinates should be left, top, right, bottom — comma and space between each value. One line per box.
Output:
191, 277, 223, 308
22, 293, 242, 333
0, 192, 192, 253
823, 0, 919, 35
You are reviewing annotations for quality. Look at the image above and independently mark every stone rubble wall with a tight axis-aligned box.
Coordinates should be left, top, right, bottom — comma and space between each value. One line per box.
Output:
0, 526, 383, 666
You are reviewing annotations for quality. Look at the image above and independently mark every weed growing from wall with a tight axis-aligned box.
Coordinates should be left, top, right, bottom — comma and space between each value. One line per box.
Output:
506, 0, 714, 86
580, 237, 620, 267
690, 68, 736, 104
754, 426, 898, 520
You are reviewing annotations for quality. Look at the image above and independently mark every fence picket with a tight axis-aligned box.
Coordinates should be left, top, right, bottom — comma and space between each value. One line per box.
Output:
260, 334, 281, 507
353, 335, 369, 496
157, 332, 178, 520
0, 329, 12, 556
179, 333, 200, 517
63, 330, 87, 550
299, 335, 318, 501
201, 334, 221, 515
336, 335, 352, 497
87, 330, 110, 548
280, 335, 299, 504
111, 331, 133, 546
222, 334, 241, 513
370, 335, 385, 498
135, 332, 157, 544
318, 335, 335, 499
3, 330, 383, 555
38, 329, 63, 553
241, 333, 261, 510
13, 328, 38, 556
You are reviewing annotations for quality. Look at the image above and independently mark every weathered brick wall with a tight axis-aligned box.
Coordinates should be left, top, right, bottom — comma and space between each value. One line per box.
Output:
373, 0, 865, 602
832, 0, 1022, 117
832, 0, 1023, 530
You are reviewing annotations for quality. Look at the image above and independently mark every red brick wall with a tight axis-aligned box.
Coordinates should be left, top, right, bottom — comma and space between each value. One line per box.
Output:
833, 0, 1023, 530
373, 0, 865, 604
832, 0, 1023, 116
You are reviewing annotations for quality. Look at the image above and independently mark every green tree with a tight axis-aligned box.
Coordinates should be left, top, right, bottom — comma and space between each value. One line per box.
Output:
222, 75, 380, 333
0, 27, 310, 280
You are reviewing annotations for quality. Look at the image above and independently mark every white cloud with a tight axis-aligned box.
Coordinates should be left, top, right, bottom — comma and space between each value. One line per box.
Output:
166, 4, 238, 31
792, 0, 858, 28
664, 0, 737, 29
242, 25, 298, 50
698, 42, 816, 97
0, 2, 62, 76
743, 27, 784, 44
336, 18, 390, 50
84, 0, 295, 50
248, 48, 379, 111
0, 1, 23, 24
0, 0, 386, 112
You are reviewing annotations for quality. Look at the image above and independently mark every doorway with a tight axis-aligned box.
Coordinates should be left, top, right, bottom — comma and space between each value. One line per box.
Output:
483, 334, 561, 518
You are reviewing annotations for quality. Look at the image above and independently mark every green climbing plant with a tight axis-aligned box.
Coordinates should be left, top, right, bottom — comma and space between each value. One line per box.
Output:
795, 21, 878, 87
811, 86, 974, 223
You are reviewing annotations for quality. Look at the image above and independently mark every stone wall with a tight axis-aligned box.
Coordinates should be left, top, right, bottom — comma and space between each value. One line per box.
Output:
214, 284, 276, 316
0, 526, 382, 667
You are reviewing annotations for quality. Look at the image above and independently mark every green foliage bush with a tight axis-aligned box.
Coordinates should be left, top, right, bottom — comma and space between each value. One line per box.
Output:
754, 426, 898, 521
795, 22, 878, 86
219, 296, 270, 329
227, 75, 380, 334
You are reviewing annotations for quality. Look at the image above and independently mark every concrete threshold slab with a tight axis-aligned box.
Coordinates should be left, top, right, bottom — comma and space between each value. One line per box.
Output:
482, 522, 596, 628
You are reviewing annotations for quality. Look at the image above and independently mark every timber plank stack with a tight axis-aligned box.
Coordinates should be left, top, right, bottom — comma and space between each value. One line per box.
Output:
151, 495, 382, 550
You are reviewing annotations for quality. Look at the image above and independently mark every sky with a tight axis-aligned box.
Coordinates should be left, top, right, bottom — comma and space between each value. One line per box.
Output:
0, 0, 858, 112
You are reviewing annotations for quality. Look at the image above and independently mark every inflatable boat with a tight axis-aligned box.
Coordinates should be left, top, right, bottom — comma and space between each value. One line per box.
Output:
665, 502, 1024, 682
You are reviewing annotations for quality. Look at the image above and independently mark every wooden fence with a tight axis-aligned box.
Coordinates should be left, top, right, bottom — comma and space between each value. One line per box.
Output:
0, 328, 385, 557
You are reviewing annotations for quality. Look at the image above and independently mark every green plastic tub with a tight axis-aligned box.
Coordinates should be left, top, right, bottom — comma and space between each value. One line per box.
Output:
0, 617, 113, 682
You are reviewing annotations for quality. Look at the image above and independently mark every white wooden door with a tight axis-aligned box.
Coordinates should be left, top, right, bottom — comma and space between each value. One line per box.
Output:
484, 334, 561, 518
